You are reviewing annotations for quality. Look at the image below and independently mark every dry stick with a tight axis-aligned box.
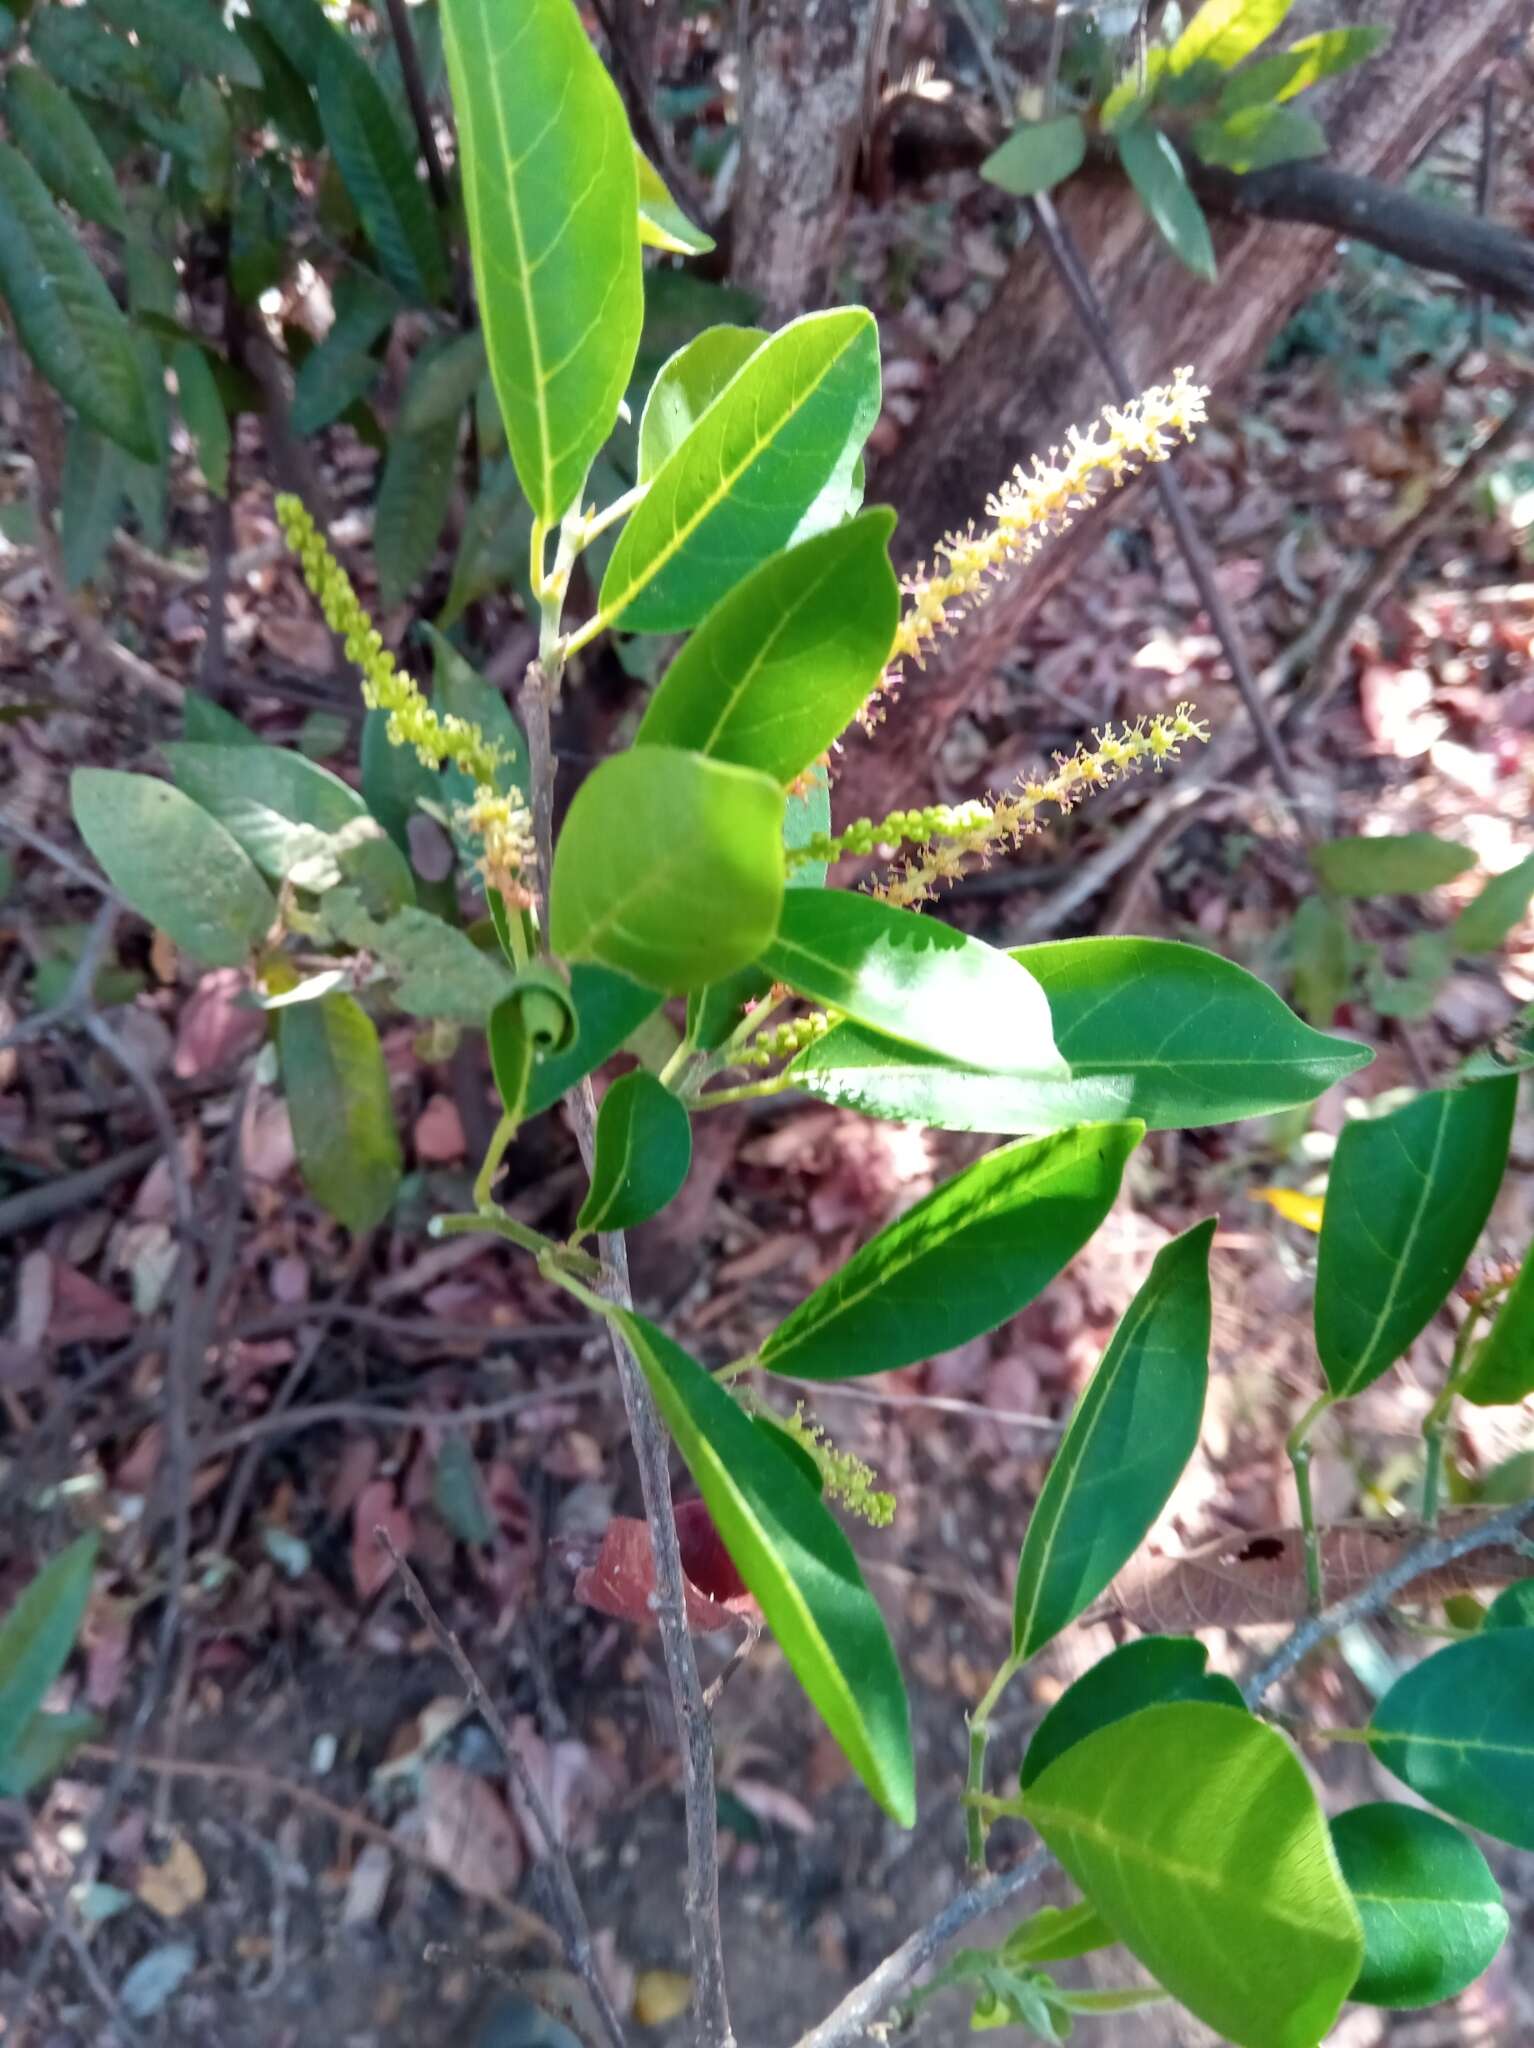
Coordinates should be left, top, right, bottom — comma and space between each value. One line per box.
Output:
0, 1138, 162, 1240
376, 1530, 628, 2048
197, 1377, 613, 1459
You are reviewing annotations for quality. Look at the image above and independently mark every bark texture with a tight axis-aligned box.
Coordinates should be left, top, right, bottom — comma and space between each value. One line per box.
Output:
843, 0, 1524, 824
731, 0, 887, 322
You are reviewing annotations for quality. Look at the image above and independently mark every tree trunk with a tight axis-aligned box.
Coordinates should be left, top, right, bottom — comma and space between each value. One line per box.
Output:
840, 0, 1522, 826
731, 0, 888, 322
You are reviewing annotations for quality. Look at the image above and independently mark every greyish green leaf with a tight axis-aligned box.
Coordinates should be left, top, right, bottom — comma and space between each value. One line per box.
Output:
1331, 1803, 1507, 2009
1020, 1633, 1242, 1788
637, 324, 766, 480
615, 1308, 914, 1824
0, 1534, 99, 1769
441, 0, 642, 522
318, 35, 447, 306
72, 768, 276, 967
758, 1122, 1142, 1383
1369, 1632, 1534, 1850
4, 67, 126, 232
278, 994, 401, 1231
1315, 1080, 1517, 1398
60, 422, 128, 590
598, 307, 881, 634
1012, 1221, 1214, 1660
981, 114, 1087, 197
397, 328, 487, 435
576, 1070, 692, 1234
328, 900, 511, 1022
1311, 832, 1475, 897
1117, 123, 1217, 283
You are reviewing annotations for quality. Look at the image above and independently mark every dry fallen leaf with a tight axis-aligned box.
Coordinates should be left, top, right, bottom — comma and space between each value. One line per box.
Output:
574, 1504, 756, 1636
135, 1833, 207, 1919
352, 1479, 412, 1603
418, 1760, 524, 1903
633, 1969, 692, 2028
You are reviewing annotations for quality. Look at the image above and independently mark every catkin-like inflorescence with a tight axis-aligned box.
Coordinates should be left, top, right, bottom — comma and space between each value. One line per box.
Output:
767, 1403, 895, 1528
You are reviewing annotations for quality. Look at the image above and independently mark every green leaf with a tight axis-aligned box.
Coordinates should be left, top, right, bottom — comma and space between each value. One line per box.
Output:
1100, 49, 1169, 132
1190, 102, 1325, 172
1451, 851, 1534, 955
1012, 1222, 1213, 1659
4, 68, 125, 232
0, 144, 157, 461
0, 1708, 100, 1800
247, 0, 338, 85
29, 7, 167, 103
615, 1308, 914, 1823
599, 308, 881, 634
0, 1534, 98, 1769
515, 963, 661, 1117
1460, 1238, 1534, 1407
172, 342, 231, 497
318, 35, 447, 306
375, 417, 458, 607
758, 1122, 1141, 1383
1311, 831, 1474, 897
635, 514, 897, 786
60, 422, 127, 590
278, 994, 401, 1231
1288, 895, 1351, 1028
1484, 1581, 1534, 1629
433, 1435, 495, 1545
1315, 1080, 1517, 1398
1369, 1632, 1534, 1850
637, 325, 766, 481
93, 0, 262, 84
1168, 0, 1297, 75
761, 892, 1064, 1078
291, 343, 382, 437
1221, 25, 1390, 111
1024, 1702, 1363, 2048
182, 694, 256, 747
1002, 1901, 1115, 1967
163, 738, 395, 889
1020, 1633, 1241, 1788
441, 0, 642, 523
549, 747, 785, 993
1117, 123, 1217, 283
329, 900, 510, 1021
635, 146, 714, 255
237, 17, 323, 150
981, 115, 1087, 198
789, 935, 1367, 1132
437, 461, 534, 627
175, 75, 234, 210
576, 1070, 692, 1234
398, 328, 487, 435
72, 768, 275, 966
1330, 1803, 1507, 2008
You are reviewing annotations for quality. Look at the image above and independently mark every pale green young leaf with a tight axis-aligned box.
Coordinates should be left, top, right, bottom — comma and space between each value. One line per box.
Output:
981, 115, 1087, 198
759, 892, 1063, 1078
1002, 1901, 1116, 1967
1460, 1238, 1534, 1407
0, 1535, 98, 1769
548, 747, 785, 992
318, 36, 447, 306
278, 994, 402, 1231
72, 769, 276, 967
1451, 851, 1534, 955
1013, 1222, 1214, 1659
598, 307, 881, 634
172, 343, 231, 497
1221, 25, 1390, 111
758, 1122, 1142, 1383
1315, 1080, 1517, 1398
441, 0, 642, 523
635, 513, 898, 785
375, 417, 458, 607
1167, 0, 1297, 76
4, 68, 125, 232
0, 144, 158, 461
1369, 1632, 1534, 1850
576, 1070, 692, 1234
1190, 103, 1325, 173
615, 1308, 914, 1823
636, 147, 714, 255
1116, 123, 1217, 282
637, 325, 766, 481
1311, 831, 1474, 897
1020, 1633, 1241, 1788
1024, 1702, 1363, 2048
1331, 1804, 1507, 2009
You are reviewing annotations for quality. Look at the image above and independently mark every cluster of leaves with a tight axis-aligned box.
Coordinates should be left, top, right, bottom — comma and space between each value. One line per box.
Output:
23, 2, 1532, 2043
981, 0, 1388, 281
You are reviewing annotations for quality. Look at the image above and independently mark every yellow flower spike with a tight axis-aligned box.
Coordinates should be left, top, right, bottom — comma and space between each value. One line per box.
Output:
1255, 1187, 1325, 1234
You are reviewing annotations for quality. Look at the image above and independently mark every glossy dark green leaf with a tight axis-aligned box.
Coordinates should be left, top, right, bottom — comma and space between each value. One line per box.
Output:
29, 7, 167, 104
1484, 1582, 1534, 1629
0, 1534, 98, 1769
1024, 1702, 1363, 2048
172, 342, 231, 497
397, 328, 486, 435
637, 324, 764, 480
0, 1708, 100, 1800
247, 0, 338, 85
615, 1307, 914, 1823
1331, 1802, 1507, 2008
599, 308, 881, 634
72, 769, 275, 966
981, 114, 1087, 197
635, 146, 714, 256
522, 963, 661, 1117
1315, 1080, 1517, 1398
94, 0, 262, 84
576, 1070, 692, 1234
758, 1122, 1142, 1383
1190, 102, 1325, 172
0, 143, 157, 461
237, 18, 323, 150
438, 461, 534, 626
1451, 852, 1534, 955
635, 513, 898, 787
1460, 1237, 1534, 1407
375, 417, 458, 607
60, 422, 127, 590
1220, 25, 1390, 110
4, 67, 125, 232
789, 935, 1365, 1131
1311, 832, 1474, 897
549, 747, 785, 993
1020, 1633, 1241, 1788
1369, 1632, 1534, 1849
760, 892, 1063, 1078
291, 341, 382, 437
1167, 0, 1297, 74
318, 35, 447, 306
1013, 1222, 1214, 1659
441, 0, 641, 522
278, 994, 402, 1231
1117, 122, 1217, 282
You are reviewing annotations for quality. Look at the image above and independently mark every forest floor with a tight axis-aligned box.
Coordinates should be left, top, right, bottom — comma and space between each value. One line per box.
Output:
3, 134, 1534, 2048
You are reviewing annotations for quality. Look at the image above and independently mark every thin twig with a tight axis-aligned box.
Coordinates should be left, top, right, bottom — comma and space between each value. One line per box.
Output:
196, 1377, 613, 1459
377, 1530, 627, 2048
382, 0, 451, 212
0, 899, 119, 1053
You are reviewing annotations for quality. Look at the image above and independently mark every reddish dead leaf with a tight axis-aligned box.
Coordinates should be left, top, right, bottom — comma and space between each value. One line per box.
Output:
674, 1497, 749, 1607
352, 1479, 412, 1603
729, 1777, 817, 1837
328, 1437, 380, 1519
413, 1094, 466, 1165
1098, 1512, 1534, 1633
241, 1093, 296, 1183
505, 1714, 619, 1858
173, 969, 265, 1079
418, 1760, 524, 1902
47, 1260, 135, 1346
575, 1507, 755, 1635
